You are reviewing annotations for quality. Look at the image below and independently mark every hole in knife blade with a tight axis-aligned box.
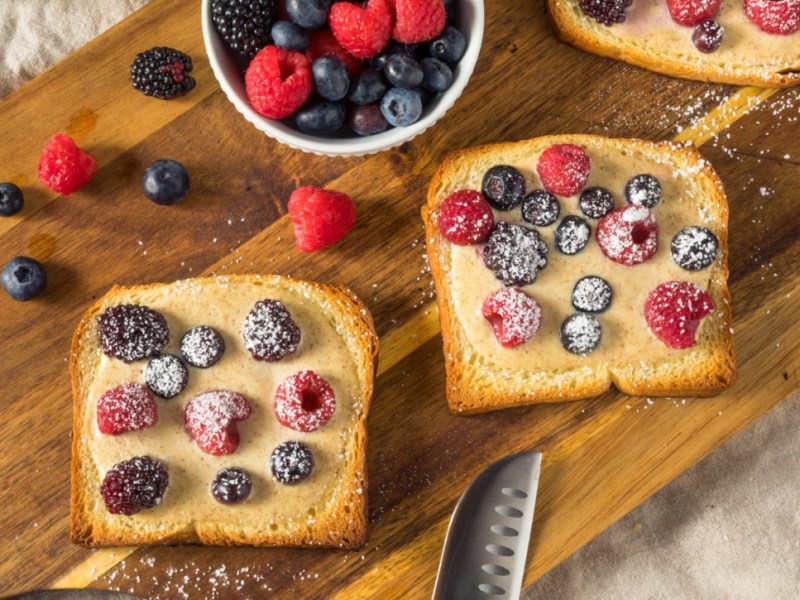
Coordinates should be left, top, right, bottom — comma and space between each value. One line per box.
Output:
478, 583, 506, 595
486, 543, 515, 556
501, 487, 528, 498
495, 505, 523, 518
482, 563, 511, 576
491, 525, 518, 537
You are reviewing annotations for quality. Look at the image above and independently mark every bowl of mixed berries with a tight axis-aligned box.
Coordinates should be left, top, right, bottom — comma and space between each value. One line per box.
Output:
202, 0, 483, 156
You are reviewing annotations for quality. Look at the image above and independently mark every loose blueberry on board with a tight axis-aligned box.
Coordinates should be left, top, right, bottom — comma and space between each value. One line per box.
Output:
100, 456, 168, 515
211, 0, 278, 58
420, 57, 453, 92
384, 54, 424, 88
0, 182, 23, 217
144, 354, 189, 399
482, 222, 549, 287
692, 19, 724, 53
243, 299, 301, 361
142, 160, 190, 205
521, 189, 560, 227
348, 69, 388, 105
578, 0, 633, 25
349, 103, 389, 136
130, 47, 196, 99
572, 276, 613, 313
180, 326, 226, 368
1, 256, 46, 301
555, 215, 591, 255
270, 440, 315, 484
211, 467, 253, 504
579, 186, 615, 219
271, 20, 309, 52
481, 165, 526, 211
295, 100, 347, 133
380, 88, 423, 127
274, 370, 337, 432
560, 313, 602, 355
671, 226, 719, 271
624, 174, 662, 207
428, 25, 466, 64
312, 55, 350, 100
285, 0, 330, 30
97, 304, 170, 363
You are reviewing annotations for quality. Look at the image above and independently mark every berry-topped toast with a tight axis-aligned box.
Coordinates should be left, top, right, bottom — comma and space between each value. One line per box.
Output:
70, 275, 378, 547
423, 135, 736, 413
547, 0, 800, 87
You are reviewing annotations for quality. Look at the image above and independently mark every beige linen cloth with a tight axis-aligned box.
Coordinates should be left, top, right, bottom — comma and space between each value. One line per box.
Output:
2, 2, 798, 598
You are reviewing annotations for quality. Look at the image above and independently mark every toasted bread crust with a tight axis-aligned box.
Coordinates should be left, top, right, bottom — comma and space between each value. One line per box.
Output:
423, 135, 737, 414
70, 275, 378, 548
546, 0, 800, 88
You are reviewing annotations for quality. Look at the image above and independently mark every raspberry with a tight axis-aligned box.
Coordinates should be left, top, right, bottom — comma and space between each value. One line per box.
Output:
666, 0, 720, 25
243, 299, 301, 361
644, 281, 714, 349
96, 383, 158, 435
97, 304, 169, 363
245, 45, 312, 119
536, 144, 591, 197
390, 0, 446, 43
184, 390, 252, 455
37, 134, 97, 195
482, 288, 542, 348
744, 0, 800, 35
288, 186, 357, 252
329, 0, 393, 58
306, 29, 366, 75
130, 47, 196, 99
596, 205, 658, 266
274, 370, 336, 432
100, 456, 168, 515
578, 0, 632, 25
437, 189, 494, 245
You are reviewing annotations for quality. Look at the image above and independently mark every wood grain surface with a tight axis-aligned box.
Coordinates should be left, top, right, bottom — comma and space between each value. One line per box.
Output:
0, 0, 798, 598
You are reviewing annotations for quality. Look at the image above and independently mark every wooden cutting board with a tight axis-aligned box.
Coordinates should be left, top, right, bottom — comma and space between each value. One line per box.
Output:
1, 0, 797, 597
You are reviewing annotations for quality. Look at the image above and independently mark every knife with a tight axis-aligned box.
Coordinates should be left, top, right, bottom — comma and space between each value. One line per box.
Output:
2, 591, 140, 599
432, 451, 542, 600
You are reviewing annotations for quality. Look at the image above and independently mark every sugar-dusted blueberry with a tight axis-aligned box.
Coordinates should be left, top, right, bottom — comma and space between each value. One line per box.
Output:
380, 88, 423, 127
180, 326, 225, 368
243, 299, 301, 361
348, 69, 388, 105
555, 215, 591, 255
384, 54, 424, 89
482, 222, 549, 287
579, 186, 615, 219
572, 276, 613, 313
211, 467, 253, 504
521, 189, 560, 226
420, 58, 453, 92
312, 55, 350, 101
671, 225, 719, 271
97, 304, 169, 362
142, 159, 190, 205
270, 440, 314, 484
100, 456, 168, 515
285, 0, 330, 29
145, 354, 189, 399
624, 174, 662, 208
481, 165, 526, 211
428, 25, 466, 64
0, 182, 23, 217
295, 100, 347, 134
692, 19, 724, 53
1, 256, 46, 301
349, 103, 389, 136
560, 313, 602, 355
271, 20, 309, 52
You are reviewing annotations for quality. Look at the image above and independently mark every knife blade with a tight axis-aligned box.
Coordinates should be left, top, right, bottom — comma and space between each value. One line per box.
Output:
2, 591, 141, 600
432, 451, 542, 600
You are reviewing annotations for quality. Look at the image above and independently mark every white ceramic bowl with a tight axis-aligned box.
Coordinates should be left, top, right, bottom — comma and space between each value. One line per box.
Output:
201, 0, 484, 157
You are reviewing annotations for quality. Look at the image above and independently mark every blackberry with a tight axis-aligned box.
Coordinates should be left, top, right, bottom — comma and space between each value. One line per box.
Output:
130, 47, 196, 100
243, 299, 301, 361
144, 354, 189, 399
572, 276, 613, 313
482, 222, 548, 287
521, 189, 560, 227
482, 165, 526, 211
100, 456, 168, 515
578, 0, 633, 25
671, 226, 719, 271
98, 304, 169, 363
555, 215, 591, 255
180, 326, 226, 368
579, 186, 615, 219
270, 441, 314, 484
211, 0, 278, 59
212, 467, 253, 504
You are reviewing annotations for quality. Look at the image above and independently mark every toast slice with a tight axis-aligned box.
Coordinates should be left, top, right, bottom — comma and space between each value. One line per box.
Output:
547, 0, 800, 87
423, 135, 736, 414
70, 274, 378, 548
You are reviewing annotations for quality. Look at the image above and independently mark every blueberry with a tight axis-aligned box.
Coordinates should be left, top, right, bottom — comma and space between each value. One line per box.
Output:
521, 189, 560, 226
482, 165, 526, 211
348, 69, 388, 105
270, 441, 314, 484
693, 19, 723, 54
429, 25, 466, 65
285, 0, 330, 29
420, 58, 453, 92
350, 104, 389, 136
142, 159, 189, 205
384, 54, 424, 89
555, 215, 591, 255
211, 467, 252, 504
294, 100, 347, 134
380, 88, 423, 127
572, 276, 613, 313
624, 174, 661, 208
145, 354, 189, 399
181, 326, 225, 368
369, 41, 420, 71
1, 256, 47, 301
560, 313, 602, 355
0, 182, 24, 217
671, 226, 719, 271
579, 186, 615, 219
271, 20, 309, 52
312, 56, 349, 101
